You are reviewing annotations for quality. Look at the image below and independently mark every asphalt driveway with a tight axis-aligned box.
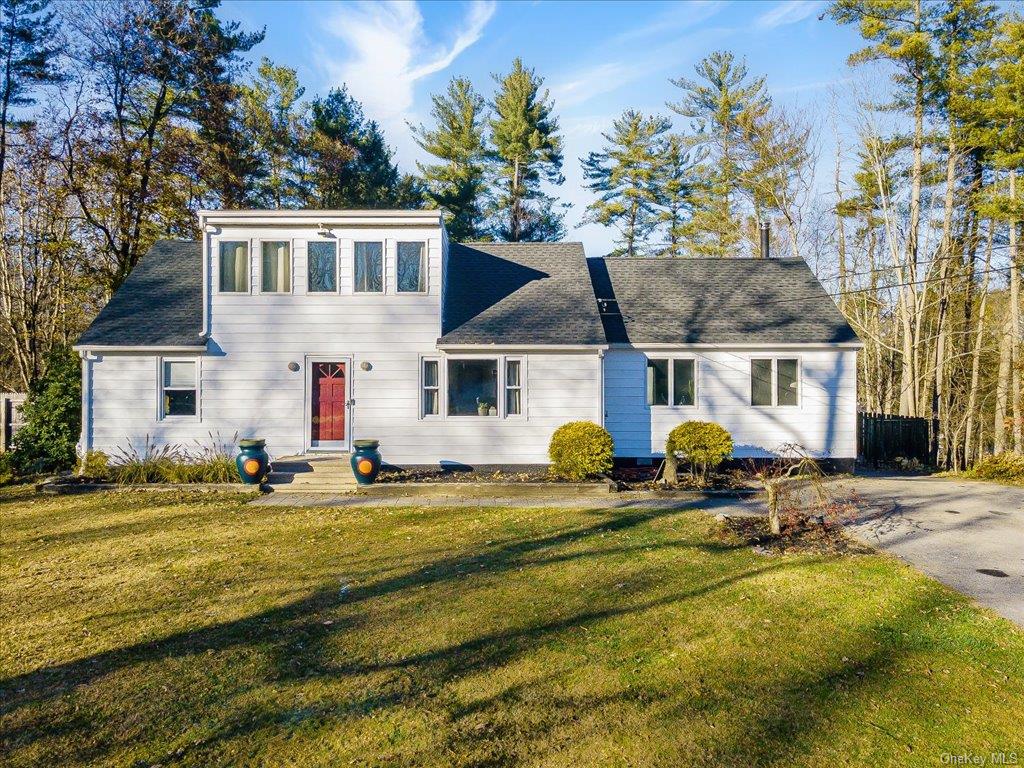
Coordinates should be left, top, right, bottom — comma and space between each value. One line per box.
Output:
847, 474, 1024, 626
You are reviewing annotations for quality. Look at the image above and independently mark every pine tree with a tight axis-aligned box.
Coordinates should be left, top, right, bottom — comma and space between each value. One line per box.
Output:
307, 87, 413, 208
487, 58, 565, 242
412, 77, 488, 241
668, 51, 770, 257
581, 110, 670, 257
0, 0, 61, 191
654, 134, 693, 257
240, 58, 307, 208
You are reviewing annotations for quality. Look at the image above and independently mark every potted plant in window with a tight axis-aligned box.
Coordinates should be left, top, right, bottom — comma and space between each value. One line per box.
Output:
477, 399, 490, 417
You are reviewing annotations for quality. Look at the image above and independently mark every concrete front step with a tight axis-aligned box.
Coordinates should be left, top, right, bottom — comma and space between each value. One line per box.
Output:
266, 454, 358, 491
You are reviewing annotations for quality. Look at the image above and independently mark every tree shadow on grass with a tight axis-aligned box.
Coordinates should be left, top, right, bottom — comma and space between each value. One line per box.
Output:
0, 500, 934, 766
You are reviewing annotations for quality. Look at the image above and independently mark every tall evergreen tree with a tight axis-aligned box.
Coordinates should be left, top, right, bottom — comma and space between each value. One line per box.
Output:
308, 87, 418, 209
240, 58, 307, 208
487, 58, 565, 242
654, 134, 694, 257
412, 77, 488, 240
581, 110, 670, 257
0, 0, 61, 191
668, 51, 770, 257
189, 13, 264, 208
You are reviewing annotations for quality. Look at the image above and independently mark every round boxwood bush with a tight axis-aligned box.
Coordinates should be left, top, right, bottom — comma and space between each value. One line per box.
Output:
666, 421, 733, 483
548, 421, 614, 481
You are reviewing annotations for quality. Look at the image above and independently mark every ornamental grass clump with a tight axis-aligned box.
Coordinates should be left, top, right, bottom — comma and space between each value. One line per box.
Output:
548, 421, 614, 481
664, 421, 733, 485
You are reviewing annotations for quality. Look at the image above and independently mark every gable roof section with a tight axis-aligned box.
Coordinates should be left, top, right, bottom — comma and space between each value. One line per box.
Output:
588, 257, 859, 345
440, 242, 606, 346
77, 240, 205, 348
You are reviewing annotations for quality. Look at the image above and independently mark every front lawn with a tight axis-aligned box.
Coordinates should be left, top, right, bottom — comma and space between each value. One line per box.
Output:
1, 488, 1022, 767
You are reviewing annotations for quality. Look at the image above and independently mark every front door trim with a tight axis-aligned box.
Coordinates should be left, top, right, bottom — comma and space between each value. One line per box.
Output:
303, 354, 353, 453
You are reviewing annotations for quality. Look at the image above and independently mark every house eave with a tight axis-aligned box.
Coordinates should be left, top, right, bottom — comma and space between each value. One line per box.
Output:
199, 209, 445, 229
436, 342, 609, 353
73, 344, 208, 354
608, 341, 864, 350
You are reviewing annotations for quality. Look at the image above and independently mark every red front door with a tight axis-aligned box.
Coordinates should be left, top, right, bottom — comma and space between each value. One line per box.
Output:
312, 362, 346, 442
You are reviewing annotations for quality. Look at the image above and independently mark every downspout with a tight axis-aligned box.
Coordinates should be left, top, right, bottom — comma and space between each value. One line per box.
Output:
77, 350, 92, 459
597, 349, 606, 428
200, 212, 210, 338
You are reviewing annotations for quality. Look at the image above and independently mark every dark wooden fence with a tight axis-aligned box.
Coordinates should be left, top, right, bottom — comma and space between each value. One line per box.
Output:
857, 412, 938, 468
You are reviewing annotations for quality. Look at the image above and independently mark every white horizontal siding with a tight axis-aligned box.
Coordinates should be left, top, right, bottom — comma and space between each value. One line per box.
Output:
86, 347, 602, 465
603, 348, 857, 459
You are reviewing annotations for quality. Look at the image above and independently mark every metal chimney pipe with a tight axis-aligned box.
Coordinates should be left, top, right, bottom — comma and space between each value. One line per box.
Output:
759, 220, 770, 259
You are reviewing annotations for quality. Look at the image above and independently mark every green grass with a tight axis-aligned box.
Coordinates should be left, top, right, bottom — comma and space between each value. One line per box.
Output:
1, 487, 1022, 767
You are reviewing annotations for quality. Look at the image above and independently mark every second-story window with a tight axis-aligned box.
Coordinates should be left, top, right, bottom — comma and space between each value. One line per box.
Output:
218, 241, 248, 293
261, 241, 291, 293
397, 242, 425, 292
354, 241, 383, 293
308, 241, 337, 293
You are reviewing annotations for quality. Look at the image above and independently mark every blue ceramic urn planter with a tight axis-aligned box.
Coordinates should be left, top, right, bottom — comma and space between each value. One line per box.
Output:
236, 439, 270, 485
351, 439, 382, 485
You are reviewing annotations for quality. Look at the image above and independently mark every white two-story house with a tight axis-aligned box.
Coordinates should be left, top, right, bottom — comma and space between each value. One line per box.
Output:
74, 209, 861, 468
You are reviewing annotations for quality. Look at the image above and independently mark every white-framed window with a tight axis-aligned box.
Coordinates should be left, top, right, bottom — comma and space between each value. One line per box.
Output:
448, 358, 499, 416
505, 358, 523, 416
217, 240, 249, 293
397, 241, 426, 293
646, 356, 697, 407
751, 358, 799, 407
354, 241, 384, 293
307, 240, 338, 293
421, 358, 440, 417
159, 358, 198, 420
259, 240, 291, 293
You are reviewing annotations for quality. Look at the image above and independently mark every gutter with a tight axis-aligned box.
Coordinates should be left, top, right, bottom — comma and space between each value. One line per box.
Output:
435, 343, 609, 353
72, 344, 208, 353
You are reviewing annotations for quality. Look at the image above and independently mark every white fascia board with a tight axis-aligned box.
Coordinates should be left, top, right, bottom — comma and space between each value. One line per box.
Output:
436, 343, 608, 353
610, 341, 864, 350
199, 209, 444, 229
72, 344, 208, 353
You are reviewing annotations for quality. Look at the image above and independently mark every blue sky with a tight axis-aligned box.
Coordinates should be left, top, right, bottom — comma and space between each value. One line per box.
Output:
220, 0, 867, 252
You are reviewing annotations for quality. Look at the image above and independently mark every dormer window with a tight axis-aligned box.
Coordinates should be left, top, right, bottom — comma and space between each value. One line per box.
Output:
261, 241, 291, 293
218, 241, 249, 293
354, 241, 384, 293
397, 242, 426, 293
307, 241, 338, 293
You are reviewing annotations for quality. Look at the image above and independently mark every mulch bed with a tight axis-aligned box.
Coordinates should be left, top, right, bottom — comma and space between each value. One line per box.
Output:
375, 465, 753, 491
376, 469, 595, 485
719, 515, 872, 556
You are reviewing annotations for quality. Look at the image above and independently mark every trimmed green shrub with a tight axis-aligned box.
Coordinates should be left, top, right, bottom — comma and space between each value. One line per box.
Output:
548, 421, 614, 481
77, 450, 111, 480
666, 421, 733, 484
10, 346, 81, 475
965, 453, 1024, 482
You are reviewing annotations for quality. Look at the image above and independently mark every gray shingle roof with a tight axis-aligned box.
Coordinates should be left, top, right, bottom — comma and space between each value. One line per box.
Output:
439, 242, 606, 346
77, 240, 205, 348
587, 257, 858, 345
78, 239, 857, 350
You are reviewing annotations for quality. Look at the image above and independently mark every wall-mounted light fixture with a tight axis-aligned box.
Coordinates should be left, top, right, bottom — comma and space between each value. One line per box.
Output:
288, 361, 300, 372
360, 361, 372, 372
317, 222, 333, 237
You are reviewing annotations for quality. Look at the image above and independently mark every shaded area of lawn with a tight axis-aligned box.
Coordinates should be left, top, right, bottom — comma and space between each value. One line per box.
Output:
1, 487, 1022, 767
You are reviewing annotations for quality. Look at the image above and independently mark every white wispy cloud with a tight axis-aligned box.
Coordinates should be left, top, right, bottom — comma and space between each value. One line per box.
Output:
550, 62, 647, 109
755, 0, 824, 30
612, 0, 726, 45
317, 0, 496, 167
